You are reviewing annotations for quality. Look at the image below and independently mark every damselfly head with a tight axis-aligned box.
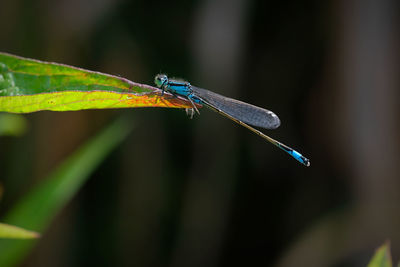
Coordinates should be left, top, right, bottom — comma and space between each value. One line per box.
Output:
154, 74, 168, 88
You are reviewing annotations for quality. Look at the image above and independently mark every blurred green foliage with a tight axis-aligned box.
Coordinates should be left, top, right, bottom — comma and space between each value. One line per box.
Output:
0, 114, 27, 137
0, 116, 132, 266
0, 223, 39, 239
367, 242, 395, 267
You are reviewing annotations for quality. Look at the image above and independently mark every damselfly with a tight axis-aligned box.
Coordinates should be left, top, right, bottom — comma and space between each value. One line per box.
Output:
155, 74, 310, 166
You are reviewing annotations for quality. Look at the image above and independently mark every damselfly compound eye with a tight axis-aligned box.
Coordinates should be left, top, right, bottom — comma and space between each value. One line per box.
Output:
154, 74, 168, 88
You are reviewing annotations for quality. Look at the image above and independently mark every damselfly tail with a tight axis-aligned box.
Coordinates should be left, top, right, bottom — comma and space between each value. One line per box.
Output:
202, 101, 310, 166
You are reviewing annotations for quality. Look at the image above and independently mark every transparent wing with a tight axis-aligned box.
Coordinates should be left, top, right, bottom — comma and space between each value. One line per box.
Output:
192, 86, 280, 129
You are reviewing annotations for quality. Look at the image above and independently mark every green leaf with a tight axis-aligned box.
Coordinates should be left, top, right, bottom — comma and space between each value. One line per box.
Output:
0, 114, 27, 136
367, 241, 392, 267
0, 52, 194, 113
0, 223, 39, 239
0, 116, 132, 266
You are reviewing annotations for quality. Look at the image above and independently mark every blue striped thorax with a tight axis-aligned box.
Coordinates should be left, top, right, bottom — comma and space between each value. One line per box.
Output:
154, 74, 202, 104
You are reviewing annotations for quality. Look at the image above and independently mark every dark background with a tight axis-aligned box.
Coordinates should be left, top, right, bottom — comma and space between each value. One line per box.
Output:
1, 0, 399, 266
